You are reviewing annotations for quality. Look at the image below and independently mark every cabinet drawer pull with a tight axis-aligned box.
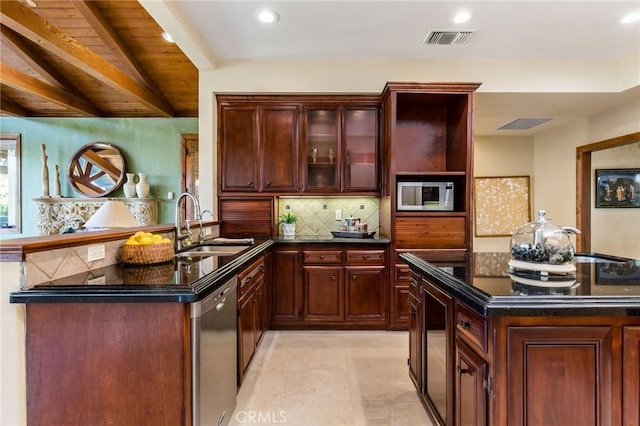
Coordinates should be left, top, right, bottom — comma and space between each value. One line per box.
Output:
352, 275, 357, 279
320, 254, 325, 260
459, 320, 471, 330
331, 275, 336, 280
362, 255, 368, 260
409, 277, 417, 287
259, 265, 265, 272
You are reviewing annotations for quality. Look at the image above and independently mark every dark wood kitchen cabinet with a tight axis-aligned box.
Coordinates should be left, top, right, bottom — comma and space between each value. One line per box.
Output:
455, 339, 487, 426
217, 95, 380, 196
271, 244, 388, 328
407, 272, 422, 391
303, 104, 379, 193
237, 255, 268, 385
219, 101, 299, 193
623, 326, 640, 426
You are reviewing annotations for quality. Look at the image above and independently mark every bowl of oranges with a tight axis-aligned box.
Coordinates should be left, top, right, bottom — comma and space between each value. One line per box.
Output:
121, 231, 174, 265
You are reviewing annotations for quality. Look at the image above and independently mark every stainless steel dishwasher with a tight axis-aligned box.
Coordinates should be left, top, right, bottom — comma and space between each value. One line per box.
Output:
191, 276, 238, 426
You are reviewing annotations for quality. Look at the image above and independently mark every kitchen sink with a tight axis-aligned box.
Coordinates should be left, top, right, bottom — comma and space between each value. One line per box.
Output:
175, 244, 249, 258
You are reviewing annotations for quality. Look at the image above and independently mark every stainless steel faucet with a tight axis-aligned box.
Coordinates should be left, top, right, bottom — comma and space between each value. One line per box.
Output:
198, 209, 213, 244
175, 192, 202, 251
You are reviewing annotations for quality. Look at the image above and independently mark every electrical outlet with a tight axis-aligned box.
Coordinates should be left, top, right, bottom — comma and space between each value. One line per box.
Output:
87, 275, 106, 285
359, 204, 365, 210
87, 244, 105, 262
335, 209, 342, 220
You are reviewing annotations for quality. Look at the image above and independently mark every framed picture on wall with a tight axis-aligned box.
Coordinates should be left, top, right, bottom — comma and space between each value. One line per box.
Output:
595, 168, 640, 208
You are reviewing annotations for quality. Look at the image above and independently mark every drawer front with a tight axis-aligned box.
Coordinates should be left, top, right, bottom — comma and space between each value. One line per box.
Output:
455, 301, 487, 352
408, 270, 420, 296
395, 263, 410, 282
238, 256, 265, 295
345, 250, 385, 265
302, 250, 342, 264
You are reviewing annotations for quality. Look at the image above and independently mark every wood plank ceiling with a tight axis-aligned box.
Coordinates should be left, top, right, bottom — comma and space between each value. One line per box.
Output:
0, 0, 198, 118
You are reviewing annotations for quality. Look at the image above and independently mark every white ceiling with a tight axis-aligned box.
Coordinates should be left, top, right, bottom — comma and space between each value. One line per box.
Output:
159, 1, 640, 136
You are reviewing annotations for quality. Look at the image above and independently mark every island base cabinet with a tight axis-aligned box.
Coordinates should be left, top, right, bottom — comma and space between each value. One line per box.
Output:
25, 303, 189, 426
455, 338, 487, 426
505, 326, 613, 426
623, 326, 640, 426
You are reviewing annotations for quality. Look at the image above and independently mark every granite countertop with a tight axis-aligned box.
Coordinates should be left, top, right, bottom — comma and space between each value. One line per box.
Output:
401, 252, 640, 317
9, 235, 390, 304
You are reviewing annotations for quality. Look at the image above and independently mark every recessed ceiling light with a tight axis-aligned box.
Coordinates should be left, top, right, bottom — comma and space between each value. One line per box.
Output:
255, 9, 279, 24
25, 0, 38, 7
621, 12, 640, 24
161, 31, 175, 43
452, 11, 472, 24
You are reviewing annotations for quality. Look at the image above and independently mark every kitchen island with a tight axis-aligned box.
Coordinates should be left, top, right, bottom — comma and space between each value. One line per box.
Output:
401, 251, 640, 426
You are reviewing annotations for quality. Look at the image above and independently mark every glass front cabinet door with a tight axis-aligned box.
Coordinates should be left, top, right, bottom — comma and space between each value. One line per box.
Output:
304, 107, 339, 192
343, 107, 377, 191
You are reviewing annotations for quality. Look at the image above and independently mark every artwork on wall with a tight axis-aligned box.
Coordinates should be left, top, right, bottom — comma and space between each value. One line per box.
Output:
595, 168, 640, 208
474, 176, 531, 237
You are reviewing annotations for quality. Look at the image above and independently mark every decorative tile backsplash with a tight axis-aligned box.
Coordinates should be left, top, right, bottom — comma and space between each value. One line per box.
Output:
278, 197, 379, 236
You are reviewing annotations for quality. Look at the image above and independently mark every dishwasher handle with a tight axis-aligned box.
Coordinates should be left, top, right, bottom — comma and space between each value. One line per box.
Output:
191, 276, 237, 319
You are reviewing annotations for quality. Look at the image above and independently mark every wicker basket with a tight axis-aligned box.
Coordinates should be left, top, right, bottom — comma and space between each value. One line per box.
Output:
122, 261, 175, 285
121, 242, 174, 265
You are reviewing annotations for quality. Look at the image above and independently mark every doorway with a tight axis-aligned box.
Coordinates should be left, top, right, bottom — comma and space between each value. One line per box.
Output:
576, 131, 640, 252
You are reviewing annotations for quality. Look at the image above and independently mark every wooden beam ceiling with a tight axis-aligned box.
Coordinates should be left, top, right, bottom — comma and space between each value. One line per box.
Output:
0, 0, 175, 117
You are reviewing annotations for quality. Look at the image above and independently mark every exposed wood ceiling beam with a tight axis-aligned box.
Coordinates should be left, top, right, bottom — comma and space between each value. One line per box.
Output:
0, 64, 101, 116
0, 95, 29, 117
0, 24, 95, 103
74, 1, 165, 97
0, 0, 175, 117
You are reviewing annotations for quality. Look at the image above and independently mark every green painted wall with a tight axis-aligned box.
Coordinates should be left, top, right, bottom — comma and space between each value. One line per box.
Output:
0, 117, 198, 238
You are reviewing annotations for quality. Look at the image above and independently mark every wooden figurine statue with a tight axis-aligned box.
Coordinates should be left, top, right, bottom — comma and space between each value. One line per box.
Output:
41, 144, 50, 197
53, 164, 61, 197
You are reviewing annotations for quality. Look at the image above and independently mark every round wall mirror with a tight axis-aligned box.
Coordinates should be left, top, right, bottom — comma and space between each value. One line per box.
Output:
68, 142, 125, 197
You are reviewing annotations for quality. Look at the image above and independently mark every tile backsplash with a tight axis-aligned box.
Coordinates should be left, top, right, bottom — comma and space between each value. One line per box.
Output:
278, 197, 379, 236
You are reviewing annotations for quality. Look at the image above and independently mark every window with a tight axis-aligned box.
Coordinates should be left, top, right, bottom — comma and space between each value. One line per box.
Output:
0, 134, 21, 234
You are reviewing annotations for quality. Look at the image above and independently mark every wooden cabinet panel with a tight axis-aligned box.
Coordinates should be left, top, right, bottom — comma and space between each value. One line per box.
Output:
271, 250, 301, 322
343, 107, 378, 191
408, 291, 422, 391
238, 290, 256, 380
393, 285, 409, 326
394, 104, 447, 173
219, 198, 273, 238
623, 326, 640, 426
456, 301, 487, 352
344, 266, 386, 321
507, 326, 613, 426
302, 249, 342, 264
455, 338, 487, 426
25, 303, 188, 426
303, 266, 344, 321
345, 249, 385, 264
220, 106, 259, 191
261, 106, 299, 192
395, 216, 466, 249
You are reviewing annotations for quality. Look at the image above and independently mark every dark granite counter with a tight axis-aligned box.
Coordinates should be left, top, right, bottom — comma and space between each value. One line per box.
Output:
9, 235, 390, 304
401, 252, 640, 316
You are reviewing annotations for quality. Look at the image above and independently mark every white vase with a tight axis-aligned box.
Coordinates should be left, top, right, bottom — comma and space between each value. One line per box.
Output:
135, 173, 150, 198
123, 173, 137, 198
282, 223, 296, 236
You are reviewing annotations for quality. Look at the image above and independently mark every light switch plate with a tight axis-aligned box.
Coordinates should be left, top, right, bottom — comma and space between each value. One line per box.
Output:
335, 209, 342, 220
87, 244, 105, 262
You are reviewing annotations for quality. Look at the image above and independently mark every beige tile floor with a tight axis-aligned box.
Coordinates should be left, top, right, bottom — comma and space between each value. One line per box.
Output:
228, 330, 434, 426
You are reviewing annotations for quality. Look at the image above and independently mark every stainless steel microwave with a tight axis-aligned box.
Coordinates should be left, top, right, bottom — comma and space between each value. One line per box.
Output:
397, 181, 454, 211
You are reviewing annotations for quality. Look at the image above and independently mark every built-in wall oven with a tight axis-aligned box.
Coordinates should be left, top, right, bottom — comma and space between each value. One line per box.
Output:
191, 276, 238, 426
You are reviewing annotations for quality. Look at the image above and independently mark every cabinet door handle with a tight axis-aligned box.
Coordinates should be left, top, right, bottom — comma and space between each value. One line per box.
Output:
352, 275, 357, 279
459, 320, 471, 330
247, 181, 253, 186
457, 366, 470, 376
266, 181, 272, 186
331, 275, 336, 280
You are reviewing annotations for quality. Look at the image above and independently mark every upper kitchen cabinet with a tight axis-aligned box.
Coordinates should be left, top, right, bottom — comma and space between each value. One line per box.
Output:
303, 106, 340, 192
302, 100, 379, 193
218, 95, 380, 196
218, 98, 299, 193
219, 105, 259, 192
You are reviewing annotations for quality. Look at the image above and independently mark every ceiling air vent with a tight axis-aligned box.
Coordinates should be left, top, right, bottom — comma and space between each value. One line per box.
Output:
498, 118, 553, 130
423, 30, 474, 45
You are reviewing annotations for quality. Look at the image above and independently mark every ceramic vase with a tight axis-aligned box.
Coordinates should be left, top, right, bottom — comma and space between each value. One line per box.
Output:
123, 173, 137, 198
282, 223, 295, 236
135, 173, 150, 198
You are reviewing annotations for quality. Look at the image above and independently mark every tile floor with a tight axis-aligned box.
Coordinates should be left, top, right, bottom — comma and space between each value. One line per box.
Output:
228, 330, 434, 426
